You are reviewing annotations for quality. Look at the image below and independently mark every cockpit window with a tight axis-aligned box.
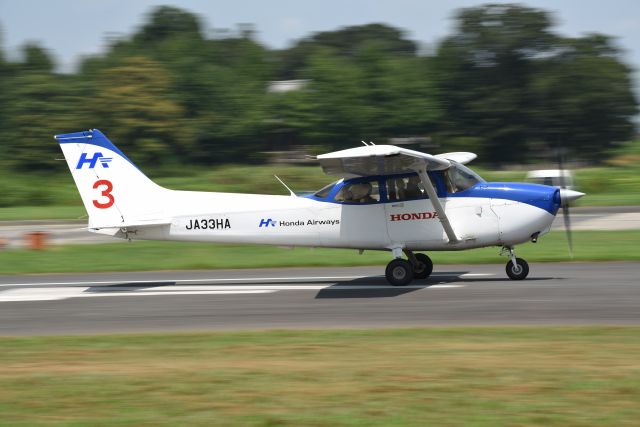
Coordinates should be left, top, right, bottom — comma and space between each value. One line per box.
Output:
386, 173, 437, 201
314, 181, 339, 198
444, 162, 485, 193
334, 180, 380, 203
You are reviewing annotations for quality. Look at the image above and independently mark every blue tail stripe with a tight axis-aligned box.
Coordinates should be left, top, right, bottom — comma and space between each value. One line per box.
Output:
55, 129, 139, 170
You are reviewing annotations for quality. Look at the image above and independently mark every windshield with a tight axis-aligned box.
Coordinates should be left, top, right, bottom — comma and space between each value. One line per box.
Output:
314, 180, 340, 198
445, 162, 485, 193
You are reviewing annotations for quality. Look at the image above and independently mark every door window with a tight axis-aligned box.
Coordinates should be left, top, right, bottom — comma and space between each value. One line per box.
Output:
334, 180, 380, 203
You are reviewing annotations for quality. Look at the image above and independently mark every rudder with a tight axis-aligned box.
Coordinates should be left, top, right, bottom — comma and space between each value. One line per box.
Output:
56, 129, 166, 228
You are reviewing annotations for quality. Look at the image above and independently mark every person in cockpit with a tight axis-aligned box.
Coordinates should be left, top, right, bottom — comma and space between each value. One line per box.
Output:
349, 182, 376, 203
405, 176, 423, 198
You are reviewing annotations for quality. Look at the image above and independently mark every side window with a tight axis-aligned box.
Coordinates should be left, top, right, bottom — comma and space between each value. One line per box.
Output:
386, 174, 435, 201
334, 180, 380, 203
444, 164, 483, 193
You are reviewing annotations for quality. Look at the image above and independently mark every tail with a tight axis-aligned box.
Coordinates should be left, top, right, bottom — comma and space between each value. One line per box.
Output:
55, 129, 168, 229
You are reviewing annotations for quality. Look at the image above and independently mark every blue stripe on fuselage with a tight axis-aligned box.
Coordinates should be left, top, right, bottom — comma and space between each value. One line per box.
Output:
450, 182, 561, 215
304, 178, 561, 215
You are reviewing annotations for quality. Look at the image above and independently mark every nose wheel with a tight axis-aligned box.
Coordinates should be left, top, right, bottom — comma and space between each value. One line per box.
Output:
505, 257, 529, 280
502, 247, 529, 280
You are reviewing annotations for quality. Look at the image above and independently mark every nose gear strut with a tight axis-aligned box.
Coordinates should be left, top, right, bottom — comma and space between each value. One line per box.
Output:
500, 246, 529, 280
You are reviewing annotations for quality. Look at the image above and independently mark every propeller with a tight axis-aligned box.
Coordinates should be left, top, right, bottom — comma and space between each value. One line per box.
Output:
557, 152, 585, 258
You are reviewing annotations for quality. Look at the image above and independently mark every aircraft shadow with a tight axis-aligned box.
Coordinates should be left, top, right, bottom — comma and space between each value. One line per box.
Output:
79, 274, 557, 298
83, 281, 176, 293
315, 272, 557, 299
314, 271, 469, 299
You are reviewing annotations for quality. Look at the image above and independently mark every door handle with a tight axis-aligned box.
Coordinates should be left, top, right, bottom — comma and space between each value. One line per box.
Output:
391, 203, 404, 207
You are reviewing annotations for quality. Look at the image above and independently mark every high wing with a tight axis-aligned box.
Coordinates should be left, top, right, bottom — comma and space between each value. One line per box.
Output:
317, 145, 451, 178
435, 152, 477, 165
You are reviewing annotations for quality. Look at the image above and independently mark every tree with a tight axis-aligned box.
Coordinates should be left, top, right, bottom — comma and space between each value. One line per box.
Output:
90, 56, 187, 165
3, 44, 85, 171
433, 4, 637, 163
133, 6, 203, 45
21, 43, 55, 73
433, 4, 557, 162
529, 34, 637, 160
298, 47, 369, 145
276, 23, 416, 79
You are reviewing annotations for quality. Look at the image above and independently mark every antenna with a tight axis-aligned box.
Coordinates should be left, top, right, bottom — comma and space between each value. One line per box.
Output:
274, 175, 296, 197
361, 140, 370, 146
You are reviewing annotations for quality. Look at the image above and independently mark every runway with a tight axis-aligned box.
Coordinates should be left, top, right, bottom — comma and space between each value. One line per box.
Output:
0, 262, 638, 335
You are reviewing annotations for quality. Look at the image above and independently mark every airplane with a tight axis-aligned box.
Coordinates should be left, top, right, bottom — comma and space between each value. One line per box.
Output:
55, 129, 585, 286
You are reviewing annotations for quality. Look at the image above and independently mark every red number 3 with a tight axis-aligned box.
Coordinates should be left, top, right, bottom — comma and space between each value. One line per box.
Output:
93, 179, 114, 209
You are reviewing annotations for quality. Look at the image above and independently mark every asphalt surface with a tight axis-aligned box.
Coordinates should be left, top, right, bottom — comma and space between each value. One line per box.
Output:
0, 262, 638, 335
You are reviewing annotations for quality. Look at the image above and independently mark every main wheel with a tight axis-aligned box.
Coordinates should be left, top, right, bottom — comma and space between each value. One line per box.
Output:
505, 258, 529, 280
412, 253, 433, 279
385, 259, 414, 286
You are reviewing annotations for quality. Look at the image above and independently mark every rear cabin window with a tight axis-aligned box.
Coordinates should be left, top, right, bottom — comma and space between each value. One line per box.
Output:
334, 180, 380, 203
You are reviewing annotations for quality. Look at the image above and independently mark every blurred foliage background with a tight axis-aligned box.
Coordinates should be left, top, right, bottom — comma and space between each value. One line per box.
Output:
0, 3, 637, 173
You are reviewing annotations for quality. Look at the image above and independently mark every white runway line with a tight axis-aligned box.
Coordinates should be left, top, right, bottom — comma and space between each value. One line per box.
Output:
0, 275, 371, 288
0, 283, 466, 302
0, 272, 492, 289
0, 287, 276, 302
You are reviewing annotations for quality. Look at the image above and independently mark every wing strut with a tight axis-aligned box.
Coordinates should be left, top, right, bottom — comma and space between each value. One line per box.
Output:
415, 168, 459, 244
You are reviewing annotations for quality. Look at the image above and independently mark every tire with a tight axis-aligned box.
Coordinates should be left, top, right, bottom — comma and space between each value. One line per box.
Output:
385, 259, 414, 286
505, 258, 529, 280
413, 253, 433, 279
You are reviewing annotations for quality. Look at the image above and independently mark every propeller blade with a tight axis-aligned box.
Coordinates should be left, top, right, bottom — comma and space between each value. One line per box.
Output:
558, 152, 567, 189
557, 148, 571, 257
562, 203, 573, 258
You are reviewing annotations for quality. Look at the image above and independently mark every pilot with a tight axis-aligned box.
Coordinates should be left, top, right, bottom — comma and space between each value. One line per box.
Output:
349, 182, 376, 203
405, 176, 423, 198
387, 181, 397, 201
395, 178, 407, 200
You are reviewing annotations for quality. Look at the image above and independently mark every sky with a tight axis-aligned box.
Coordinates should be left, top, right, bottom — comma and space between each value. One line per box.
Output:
1, 0, 640, 78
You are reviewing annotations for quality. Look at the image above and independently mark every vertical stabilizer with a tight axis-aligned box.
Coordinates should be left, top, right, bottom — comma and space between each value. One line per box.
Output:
55, 129, 166, 228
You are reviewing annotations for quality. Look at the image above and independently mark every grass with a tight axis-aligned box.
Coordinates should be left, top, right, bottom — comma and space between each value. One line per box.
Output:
0, 327, 639, 426
0, 230, 638, 275
0, 206, 87, 221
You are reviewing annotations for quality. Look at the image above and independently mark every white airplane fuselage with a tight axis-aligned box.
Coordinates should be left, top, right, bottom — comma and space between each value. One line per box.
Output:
100, 188, 556, 252
56, 129, 571, 257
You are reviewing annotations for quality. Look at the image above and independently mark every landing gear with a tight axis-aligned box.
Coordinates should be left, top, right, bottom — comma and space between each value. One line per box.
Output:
385, 259, 414, 286
506, 258, 529, 280
502, 246, 529, 280
385, 249, 433, 286
405, 251, 433, 280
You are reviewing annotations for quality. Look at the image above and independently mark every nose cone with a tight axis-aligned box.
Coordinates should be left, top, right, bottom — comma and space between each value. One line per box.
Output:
559, 189, 585, 206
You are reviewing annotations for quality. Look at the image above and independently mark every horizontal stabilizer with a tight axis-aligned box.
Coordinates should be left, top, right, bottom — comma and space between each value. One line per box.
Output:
89, 219, 171, 231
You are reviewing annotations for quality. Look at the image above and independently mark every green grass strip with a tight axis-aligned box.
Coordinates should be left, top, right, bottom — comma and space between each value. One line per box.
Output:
0, 327, 639, 426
